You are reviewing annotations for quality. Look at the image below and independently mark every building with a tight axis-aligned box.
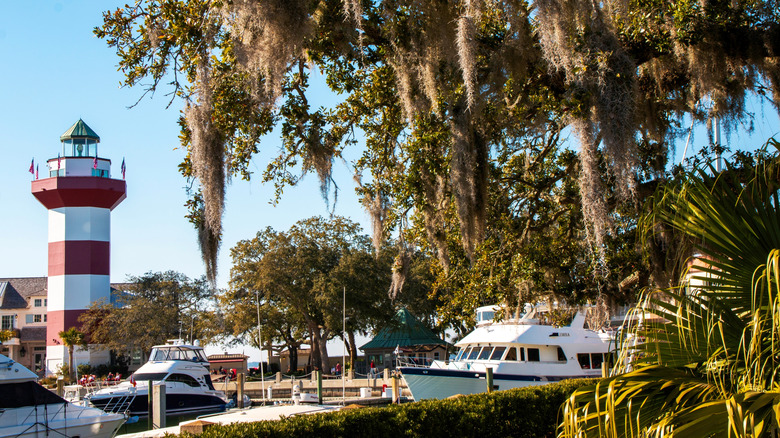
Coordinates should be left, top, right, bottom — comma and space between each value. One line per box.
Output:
0, 278, 130, 376
27, 119, 126, 376
360, 308, 449, 371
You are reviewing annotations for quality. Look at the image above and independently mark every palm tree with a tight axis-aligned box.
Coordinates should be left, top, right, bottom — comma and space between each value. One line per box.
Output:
559, 139, 780, 437
58, 327, 85, 384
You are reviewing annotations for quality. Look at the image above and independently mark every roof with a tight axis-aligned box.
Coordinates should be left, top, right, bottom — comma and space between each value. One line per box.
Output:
60, 119, 100, 142
0, 277, 132, 309
360, 308, 448, 351
0, 278, 47, 309
20, 327, 46, 341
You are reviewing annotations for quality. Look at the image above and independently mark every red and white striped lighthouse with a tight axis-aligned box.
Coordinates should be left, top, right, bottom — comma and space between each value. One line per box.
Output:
31, 119, 126, 375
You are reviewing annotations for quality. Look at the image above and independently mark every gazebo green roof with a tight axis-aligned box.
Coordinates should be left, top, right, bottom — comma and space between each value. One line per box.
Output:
60, 119, 100, 141
360, 308, 448, 350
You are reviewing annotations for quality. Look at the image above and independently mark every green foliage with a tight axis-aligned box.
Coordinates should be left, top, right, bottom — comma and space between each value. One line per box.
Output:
560, 139, 780, 437
0, 329, 14, 343
79, 271, 214, 357
226, 216, 437, 372
178, 379, 593, 438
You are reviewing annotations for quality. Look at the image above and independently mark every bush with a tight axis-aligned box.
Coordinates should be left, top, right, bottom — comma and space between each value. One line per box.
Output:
179, 379, 594, 438
77, 363, 92, 376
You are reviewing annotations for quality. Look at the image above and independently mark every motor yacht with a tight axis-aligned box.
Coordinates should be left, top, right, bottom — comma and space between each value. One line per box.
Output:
0, 353, 125, 438
86, 340, 228, 416
399, 304, 615, 400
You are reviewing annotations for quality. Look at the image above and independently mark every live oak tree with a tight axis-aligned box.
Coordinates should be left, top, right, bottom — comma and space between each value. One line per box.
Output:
228, 216, 438, 371
97, 0, 779, 317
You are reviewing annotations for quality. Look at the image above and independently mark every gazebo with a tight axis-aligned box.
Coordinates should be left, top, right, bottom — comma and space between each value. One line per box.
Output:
360, 308, 449, 371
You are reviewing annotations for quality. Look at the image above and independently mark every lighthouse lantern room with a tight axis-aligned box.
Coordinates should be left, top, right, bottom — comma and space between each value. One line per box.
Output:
31, 119, 126, 376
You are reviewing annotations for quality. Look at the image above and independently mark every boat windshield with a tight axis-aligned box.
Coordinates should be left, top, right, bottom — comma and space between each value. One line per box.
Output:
149, 346, 209, 363
131, 372, 168, 382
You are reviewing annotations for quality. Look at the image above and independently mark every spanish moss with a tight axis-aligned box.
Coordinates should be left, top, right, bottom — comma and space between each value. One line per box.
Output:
185, 59, 226, 283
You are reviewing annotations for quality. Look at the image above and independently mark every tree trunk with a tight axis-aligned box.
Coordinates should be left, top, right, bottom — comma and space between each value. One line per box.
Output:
317, 328, 330, 372
347, 331, 357, 369
289, 346, 298, 373
309, 326, 321, 372
68, 346, 74, 383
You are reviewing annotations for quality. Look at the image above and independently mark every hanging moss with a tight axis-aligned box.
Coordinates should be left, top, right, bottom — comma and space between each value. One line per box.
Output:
185, 60, 226, 283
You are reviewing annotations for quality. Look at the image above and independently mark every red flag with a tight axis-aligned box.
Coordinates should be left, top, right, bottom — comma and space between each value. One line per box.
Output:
28, 158, 34, 175
93, 156, 98, 169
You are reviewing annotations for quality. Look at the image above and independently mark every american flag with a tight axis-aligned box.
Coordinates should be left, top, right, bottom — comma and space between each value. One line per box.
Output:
28, 158, 34, 175
121, 158, 126, 180
92, 156, 98, 169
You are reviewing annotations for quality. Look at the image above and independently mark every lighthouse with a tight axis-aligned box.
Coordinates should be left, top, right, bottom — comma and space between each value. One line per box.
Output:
31, 120, 126, 375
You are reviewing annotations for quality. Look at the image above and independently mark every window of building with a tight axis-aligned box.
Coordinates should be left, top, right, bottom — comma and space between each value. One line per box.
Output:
34, 315, 42, 323
26, 314, 34, 324
44, 299, 48, 306
1, 315, 14, 330
34, 299, 42, 307
43, 315, 47, 322
34, 346, 46, 351
527, 348, 540, 362
433, 352, 440, 360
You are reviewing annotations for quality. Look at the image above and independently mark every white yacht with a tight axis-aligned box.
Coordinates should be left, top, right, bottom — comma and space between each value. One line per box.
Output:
399, 305, 615, 400
0, 353, 125, 438
86, 340, 228, 416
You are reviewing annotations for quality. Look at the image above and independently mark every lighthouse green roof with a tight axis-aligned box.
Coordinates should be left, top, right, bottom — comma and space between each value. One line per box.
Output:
60, 119, 100, 142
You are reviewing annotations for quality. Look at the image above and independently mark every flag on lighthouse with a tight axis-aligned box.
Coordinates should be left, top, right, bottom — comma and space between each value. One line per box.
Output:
121, 158, 126, 180
93, 156, 98, 170
35, 165, 39, 180
29, 158, 34, 175
57, 153, 61, 169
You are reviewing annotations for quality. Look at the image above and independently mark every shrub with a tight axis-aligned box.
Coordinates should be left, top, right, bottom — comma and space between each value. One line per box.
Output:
179, 379, 594, 438
77, 363, 92, 376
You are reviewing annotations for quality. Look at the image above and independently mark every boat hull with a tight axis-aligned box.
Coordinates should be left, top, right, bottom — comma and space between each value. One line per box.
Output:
89, 391, 227, 417
400, 367, 587, 400
0, 404, 125, 438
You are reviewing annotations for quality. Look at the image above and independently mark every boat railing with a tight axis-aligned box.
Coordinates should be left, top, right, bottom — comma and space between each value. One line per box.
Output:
96, 387, 137, 414
396, 355, 434, 368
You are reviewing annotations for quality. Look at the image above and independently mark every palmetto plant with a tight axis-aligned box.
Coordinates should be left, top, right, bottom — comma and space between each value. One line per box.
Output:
559, 139, 780, 437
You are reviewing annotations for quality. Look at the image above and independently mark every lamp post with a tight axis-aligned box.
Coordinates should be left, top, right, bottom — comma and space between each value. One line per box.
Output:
255, 290, 266, 404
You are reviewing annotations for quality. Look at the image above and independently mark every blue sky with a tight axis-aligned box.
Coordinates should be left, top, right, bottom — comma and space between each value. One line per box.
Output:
1, 1, 778, 361
0, 1, 368, 286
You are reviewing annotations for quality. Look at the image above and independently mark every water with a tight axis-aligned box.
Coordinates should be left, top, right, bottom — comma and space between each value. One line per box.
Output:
116, 412, 203, 435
